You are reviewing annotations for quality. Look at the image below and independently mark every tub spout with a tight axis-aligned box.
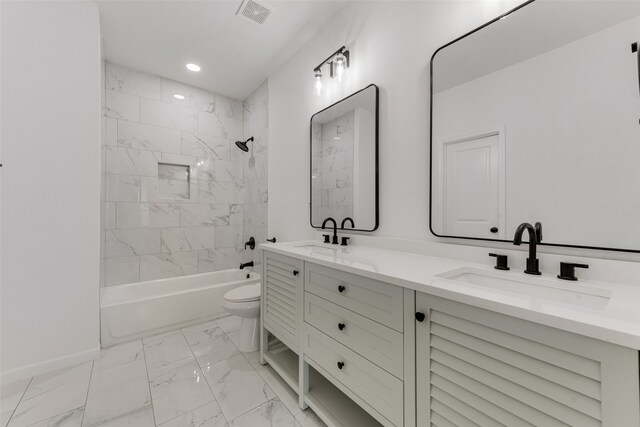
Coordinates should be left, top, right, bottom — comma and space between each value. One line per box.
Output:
240, 261, 254, 270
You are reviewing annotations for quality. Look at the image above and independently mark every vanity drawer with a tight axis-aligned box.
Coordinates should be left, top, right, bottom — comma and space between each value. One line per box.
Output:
305, 263, 404, 332
304, 292, 404, 379
303, 323, 404, 427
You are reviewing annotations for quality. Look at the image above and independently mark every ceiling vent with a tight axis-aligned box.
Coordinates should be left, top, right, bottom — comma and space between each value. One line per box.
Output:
237, 0, 271, 25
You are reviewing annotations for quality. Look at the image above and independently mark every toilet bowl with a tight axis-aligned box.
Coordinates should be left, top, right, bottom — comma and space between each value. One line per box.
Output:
223, 283, 261, 352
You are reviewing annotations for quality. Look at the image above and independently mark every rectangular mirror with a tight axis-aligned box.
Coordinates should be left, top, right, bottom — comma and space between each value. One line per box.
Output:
311, 84, 379, 231
430, 0, 640, 252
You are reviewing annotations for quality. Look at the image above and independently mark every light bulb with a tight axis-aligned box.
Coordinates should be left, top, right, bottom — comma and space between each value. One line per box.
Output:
334, 53, 346, 82
186, 63, 201, 72
314, 70, 323, 95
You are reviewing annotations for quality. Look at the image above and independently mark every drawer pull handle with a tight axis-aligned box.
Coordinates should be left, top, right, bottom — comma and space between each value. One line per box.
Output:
293, 270, 299, 276
338, 284, 346, 293
337, 361, 345, 370
415, 312, 426, 322
338, 323, 345, 331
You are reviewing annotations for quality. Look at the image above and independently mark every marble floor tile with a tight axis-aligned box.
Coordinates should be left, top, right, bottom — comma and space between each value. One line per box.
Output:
224, 330, 241, 350
254, 365, 302, 417
148, 358, 214, 425
157, 402, 227, 427
82, 359, 151, 426
26, 407, 83, 427
202, 354, 275, 421
180, 320, 218, 336
95, 407, 155, 427
1, 377, 31, 426
215, 316, 241, 334
295, 409, 327, 427
93, 340, 143, 372
227, 399, 299, 427
185, 325, 239, 367
143, 331, 193, 370
9, 362, 92, 427
241, 350, 261, 367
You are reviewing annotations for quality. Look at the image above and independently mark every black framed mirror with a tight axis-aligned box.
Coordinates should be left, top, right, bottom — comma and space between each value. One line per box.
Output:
310, 84, 379, 232
429, 0, 640, 252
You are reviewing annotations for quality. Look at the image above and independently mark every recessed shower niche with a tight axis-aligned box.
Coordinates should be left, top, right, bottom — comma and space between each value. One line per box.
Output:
157, 162, 191, 200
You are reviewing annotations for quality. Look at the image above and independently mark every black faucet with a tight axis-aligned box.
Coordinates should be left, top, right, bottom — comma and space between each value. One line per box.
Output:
513, 222, 542, 275
239, 261, 254, 270
322, 217, 339, 244
341, 217, 354, 229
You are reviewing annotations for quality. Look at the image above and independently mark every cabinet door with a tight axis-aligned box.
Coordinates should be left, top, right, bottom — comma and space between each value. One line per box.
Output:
416, 293, 640, 427
263, 251, 303, 352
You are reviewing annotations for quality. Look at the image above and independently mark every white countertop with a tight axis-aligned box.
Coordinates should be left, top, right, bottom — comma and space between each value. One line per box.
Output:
260, 241, 640, 350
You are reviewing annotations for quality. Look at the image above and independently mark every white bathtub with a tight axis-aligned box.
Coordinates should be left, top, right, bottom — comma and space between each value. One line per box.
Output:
100, 269, 260, 347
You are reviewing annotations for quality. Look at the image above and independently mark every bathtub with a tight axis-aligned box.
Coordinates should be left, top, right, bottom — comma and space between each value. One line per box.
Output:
100, 269, 260, 347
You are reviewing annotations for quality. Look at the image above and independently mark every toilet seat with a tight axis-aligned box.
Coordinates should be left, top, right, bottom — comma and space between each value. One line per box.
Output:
224, 283, 261, 303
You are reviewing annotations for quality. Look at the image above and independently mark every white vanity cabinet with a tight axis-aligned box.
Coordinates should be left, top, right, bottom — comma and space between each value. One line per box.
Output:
415, 293, 640, 427
260, 246, 640, 427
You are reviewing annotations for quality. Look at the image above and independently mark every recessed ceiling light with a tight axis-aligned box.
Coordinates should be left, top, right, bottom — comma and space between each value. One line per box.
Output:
174, 94, 185, 100
186, 63, 201, 72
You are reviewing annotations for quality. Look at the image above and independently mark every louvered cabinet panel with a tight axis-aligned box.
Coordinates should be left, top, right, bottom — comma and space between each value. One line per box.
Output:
416, 294, 640, 427
262, 251, 303, 352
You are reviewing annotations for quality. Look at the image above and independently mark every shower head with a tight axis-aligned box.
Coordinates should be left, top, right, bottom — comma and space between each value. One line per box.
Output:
235, 137, 254, 152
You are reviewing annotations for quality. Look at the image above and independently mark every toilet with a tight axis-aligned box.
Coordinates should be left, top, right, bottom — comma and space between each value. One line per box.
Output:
223, 283, 261, 352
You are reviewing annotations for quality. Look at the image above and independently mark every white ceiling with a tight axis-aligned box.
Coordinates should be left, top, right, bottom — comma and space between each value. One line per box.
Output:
96, 0, 347, 100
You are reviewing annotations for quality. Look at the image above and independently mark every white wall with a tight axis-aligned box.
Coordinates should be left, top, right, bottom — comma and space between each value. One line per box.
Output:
1, 1, 102, 381
268, 1, 519, 239
268, 0, 640, 264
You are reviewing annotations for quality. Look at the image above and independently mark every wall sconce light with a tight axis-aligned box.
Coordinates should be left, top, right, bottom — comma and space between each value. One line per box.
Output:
312, 46, 350, 95
314, 69, 323, 96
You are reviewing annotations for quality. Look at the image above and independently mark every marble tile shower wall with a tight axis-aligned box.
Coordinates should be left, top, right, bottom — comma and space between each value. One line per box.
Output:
242, 82, 268, 269
100, 62, 261, 286
316, 112, 354, 220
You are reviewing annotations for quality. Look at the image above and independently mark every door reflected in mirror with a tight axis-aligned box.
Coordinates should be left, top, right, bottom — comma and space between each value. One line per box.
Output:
310, 84, 378, 232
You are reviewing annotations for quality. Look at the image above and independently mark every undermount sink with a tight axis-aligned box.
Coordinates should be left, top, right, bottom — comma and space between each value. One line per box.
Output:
436, 267, 612, 310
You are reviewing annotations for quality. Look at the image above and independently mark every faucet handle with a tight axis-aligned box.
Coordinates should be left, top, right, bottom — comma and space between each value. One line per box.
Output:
340, 237, 350, 246
489, 253, 509, 271
557, 262, 588, 281
244, 237, 256, 250
323, 234, 330, 243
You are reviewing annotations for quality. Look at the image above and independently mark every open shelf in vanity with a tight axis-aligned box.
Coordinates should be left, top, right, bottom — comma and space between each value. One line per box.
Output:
305, 366, 383, 427
262, 335, 299, 392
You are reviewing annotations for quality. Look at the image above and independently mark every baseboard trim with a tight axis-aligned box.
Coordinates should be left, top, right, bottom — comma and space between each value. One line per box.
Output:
0, 345, 100, 383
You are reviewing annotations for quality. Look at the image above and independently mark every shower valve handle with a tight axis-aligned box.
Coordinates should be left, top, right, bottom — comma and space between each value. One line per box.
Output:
244, 237, 256, 250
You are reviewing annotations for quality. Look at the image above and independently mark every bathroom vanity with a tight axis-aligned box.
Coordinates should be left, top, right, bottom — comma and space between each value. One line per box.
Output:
260, 242, 640, 427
